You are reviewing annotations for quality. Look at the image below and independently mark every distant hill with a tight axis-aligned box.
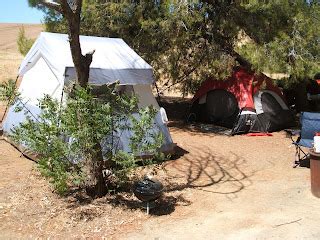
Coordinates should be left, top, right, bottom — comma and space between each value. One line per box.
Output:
0, 23, 43, 84
0, 23, 43, 121
0, 23, 43, 53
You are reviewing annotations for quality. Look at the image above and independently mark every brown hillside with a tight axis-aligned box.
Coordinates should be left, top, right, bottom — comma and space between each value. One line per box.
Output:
0, 23, 43, 121
0, 23, 43, 52
0, 23, 43, 83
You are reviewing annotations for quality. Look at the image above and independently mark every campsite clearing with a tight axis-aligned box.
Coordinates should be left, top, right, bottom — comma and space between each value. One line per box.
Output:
1, 113, 320, 239
1, 23, 320, 239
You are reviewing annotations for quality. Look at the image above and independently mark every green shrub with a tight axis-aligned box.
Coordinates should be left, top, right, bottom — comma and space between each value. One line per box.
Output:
17, 26, 34, 56
7, 83, 163, 195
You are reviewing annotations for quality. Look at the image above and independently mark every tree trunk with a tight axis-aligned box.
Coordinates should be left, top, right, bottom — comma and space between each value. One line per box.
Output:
40, 1, 93, 87
86, 142, 108, 198
64, 7, 92, 87
66, 17, 107, 197
41, 0, 107, 197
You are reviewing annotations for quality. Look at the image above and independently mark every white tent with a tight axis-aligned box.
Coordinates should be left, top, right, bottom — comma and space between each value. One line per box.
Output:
3, 32, 174, 153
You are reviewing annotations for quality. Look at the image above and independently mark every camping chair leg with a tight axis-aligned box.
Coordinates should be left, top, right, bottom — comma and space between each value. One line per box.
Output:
293, 145, 309, 168
294, 145, 300, 168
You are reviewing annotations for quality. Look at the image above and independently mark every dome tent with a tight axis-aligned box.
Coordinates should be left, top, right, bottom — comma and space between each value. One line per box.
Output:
2, 32, 174, 154
189, 68, 294, 135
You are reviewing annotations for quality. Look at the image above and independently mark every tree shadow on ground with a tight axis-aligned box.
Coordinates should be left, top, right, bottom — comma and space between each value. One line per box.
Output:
63, 137, 252, 218
170, 145, 189, 160
162, 145, 253, 196
103, 144, 252, 215
63, 144, 252, 217
105, 193, 192, 216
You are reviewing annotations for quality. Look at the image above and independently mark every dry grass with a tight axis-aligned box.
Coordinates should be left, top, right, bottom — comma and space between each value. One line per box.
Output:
0, 23, 42, 122
0, 23, 43, 53
0, 52, 22, 83
0, 23, 43, 83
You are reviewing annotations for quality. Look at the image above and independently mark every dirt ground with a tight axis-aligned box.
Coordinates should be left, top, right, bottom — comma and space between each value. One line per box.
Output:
1, 120, 320, 239
1, 23, 320, 239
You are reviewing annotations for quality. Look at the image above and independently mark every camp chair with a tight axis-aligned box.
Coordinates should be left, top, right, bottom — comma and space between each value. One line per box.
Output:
287, 112, 320, 167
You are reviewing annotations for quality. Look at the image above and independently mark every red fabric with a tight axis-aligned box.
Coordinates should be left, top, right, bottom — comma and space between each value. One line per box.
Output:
252, 73, 285, 101
192, 68, 286, 108
246, 133, 273, 136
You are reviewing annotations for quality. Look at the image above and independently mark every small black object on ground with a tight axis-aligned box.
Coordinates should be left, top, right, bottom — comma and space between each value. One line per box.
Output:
133, 176, 164, 214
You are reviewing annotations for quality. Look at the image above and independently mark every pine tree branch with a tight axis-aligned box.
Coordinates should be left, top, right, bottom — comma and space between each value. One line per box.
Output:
40, 0, 63, 13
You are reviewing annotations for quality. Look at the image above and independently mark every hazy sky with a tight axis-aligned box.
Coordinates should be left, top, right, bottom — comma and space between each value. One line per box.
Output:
0, 1, 44, 24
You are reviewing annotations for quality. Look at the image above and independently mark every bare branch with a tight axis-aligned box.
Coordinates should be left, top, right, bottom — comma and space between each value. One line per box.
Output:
59, 0, 74, 16
40, 0, 63, 13
75, 0, 82, 15
86, 50, 96, 56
